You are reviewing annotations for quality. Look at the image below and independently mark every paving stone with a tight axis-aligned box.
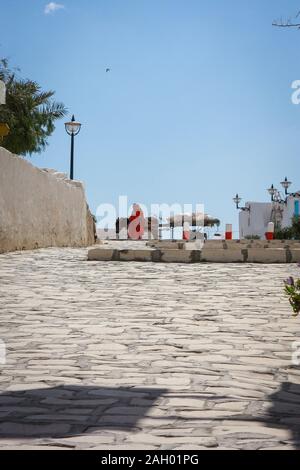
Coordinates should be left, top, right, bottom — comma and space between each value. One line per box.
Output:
0, 422, 71, 436
126, 433, 218, 447
212, 423, 292, 439
164, 398, 206, 409
213, 401, 248, 412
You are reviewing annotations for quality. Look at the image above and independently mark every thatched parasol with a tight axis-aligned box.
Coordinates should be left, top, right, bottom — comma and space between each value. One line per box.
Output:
115, 214, 219, 233
166, 213, 220, 228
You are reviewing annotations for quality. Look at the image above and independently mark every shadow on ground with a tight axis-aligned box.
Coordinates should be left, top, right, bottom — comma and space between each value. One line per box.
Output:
1, 381, 300, 446
266, 381, 300, 449
0, 385, 167, 438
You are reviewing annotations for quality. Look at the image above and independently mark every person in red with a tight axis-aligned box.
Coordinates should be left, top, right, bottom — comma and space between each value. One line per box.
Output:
128, 203, 145, 240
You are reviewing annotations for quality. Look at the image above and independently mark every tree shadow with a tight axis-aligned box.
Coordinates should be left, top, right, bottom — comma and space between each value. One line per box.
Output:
265, 380, 300, 449
1, 381, 300, 446
0, 385, 167, 439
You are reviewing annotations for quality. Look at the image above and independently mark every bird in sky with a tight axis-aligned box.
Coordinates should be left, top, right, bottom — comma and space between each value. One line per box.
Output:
106, 68, 110, 73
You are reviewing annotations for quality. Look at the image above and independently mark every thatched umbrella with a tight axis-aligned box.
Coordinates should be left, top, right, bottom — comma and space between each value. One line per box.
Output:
166, 213, 220, 228
204, 214, 221, 228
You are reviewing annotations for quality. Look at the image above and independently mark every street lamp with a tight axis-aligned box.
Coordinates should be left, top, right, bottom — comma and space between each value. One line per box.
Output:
267, 184, 277, 202
233, 194, 250, 211
233, 194, 242, 209
268, 180, 292, 204
280, 177, 292, 196
65, 115, 81, 180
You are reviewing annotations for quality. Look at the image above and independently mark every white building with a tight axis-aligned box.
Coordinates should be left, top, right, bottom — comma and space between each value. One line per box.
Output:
239, 193, 300, 239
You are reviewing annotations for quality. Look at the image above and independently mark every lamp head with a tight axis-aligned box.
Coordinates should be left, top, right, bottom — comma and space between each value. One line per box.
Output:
65, 115, 81, 136
233, 194, 242, 206
280, 177, 292, 192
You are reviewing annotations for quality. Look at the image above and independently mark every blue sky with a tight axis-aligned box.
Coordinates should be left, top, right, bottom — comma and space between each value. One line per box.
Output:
1, 0, 300, 234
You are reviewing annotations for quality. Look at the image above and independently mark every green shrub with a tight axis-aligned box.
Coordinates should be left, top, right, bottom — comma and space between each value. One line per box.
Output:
275, 216, 300, 240
284, 273, 300, 317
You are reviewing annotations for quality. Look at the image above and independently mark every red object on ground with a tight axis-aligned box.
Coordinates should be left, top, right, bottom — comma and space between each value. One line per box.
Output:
225, 224, 233, 240
265, 222, 275, 241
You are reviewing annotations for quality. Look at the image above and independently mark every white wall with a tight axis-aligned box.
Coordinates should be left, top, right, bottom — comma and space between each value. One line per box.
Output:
282, 195, 300, 227
239, 202, 273, 239
0, 147, 95, 253
239, 196, 300, 239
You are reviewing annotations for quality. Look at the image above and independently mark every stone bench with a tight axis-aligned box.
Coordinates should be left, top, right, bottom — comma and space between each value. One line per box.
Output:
88, 247, 300, 263
146, 239, 300, 251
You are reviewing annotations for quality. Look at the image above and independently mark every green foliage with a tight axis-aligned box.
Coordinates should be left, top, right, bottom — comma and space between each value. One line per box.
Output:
284, 275, 300, 316
0, 58, 67, 156
275, 216, 300, 240
283, 219, 300, 317
292, 215, 300, 238
275, 226, 294, 240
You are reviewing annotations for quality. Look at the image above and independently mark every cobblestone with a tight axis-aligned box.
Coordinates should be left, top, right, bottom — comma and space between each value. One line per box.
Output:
0, 247, 300, 449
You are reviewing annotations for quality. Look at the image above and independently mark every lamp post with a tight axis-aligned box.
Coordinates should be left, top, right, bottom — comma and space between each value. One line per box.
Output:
280, 177, 292, 196
65, 115, 81, 180
233, 194, 250, 212
268, 179, 292, 204
267, 184, 277, 202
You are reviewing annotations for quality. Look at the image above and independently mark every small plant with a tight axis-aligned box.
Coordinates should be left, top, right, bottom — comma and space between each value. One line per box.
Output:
275, 226, 294, 240
275, 217, 300, 240
284, 267, 300, 316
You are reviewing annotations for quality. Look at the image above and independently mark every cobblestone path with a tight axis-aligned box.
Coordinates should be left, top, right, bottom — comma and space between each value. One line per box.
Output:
0, 248, 299, 450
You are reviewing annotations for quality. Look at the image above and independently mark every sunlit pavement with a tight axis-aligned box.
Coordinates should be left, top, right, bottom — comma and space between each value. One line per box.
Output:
0, 247, 300, 450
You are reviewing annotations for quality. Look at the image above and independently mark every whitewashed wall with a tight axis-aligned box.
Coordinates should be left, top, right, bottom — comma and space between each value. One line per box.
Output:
0, 147, 95, 253
282, 195, 300, 227
239, 197, 300, 239
239, 202, 273, 239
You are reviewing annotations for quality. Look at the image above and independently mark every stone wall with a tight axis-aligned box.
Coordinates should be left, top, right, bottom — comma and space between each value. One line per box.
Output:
0, 147, 95, 253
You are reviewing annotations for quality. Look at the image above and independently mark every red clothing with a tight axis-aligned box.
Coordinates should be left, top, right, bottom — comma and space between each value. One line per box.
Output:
128, 209, 145, 240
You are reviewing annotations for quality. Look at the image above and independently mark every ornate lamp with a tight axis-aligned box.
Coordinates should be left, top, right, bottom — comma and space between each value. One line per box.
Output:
280, 177, 292, 196
233, 194, 250, 212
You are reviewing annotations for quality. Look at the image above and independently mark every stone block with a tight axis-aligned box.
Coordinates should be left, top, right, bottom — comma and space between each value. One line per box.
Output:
160, 250, 193, 263
246, 248, 286, 263
88, 248, 115, 261
290, 249, 300, 263
119, 250, 152, 262
147, 241, 186, 250
203, 241, 225, 249
201, 248, 244, 263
